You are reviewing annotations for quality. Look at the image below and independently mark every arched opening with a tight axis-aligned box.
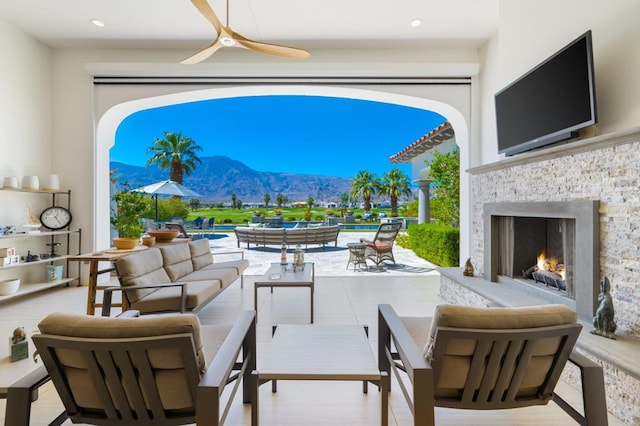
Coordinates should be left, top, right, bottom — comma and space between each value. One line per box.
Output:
96, 85, 470, 256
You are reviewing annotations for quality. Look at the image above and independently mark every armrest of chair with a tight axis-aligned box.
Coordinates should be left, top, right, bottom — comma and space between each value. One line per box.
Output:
552, 351, 609, 426
102, 282, 188, 317
5, 365, 67, 426
378, 304, 435, 426
211, 250, 245, 260
378, 304, 431, 379
196, 310, 257, 425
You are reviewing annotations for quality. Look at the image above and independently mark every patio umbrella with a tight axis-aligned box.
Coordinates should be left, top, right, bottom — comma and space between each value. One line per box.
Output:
134, 179, 202, 223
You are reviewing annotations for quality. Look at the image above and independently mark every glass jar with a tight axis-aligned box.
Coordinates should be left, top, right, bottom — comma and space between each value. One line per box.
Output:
294, 244, 305, 269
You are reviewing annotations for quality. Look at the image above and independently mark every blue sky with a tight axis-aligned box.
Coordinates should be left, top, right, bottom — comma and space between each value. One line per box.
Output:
112, 95, 445, 179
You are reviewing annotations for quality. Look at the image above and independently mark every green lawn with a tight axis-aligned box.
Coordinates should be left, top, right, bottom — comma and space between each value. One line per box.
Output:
185, 207, 393, 225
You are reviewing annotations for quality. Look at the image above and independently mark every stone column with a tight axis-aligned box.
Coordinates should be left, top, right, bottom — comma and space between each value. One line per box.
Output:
415, 179, 432, 224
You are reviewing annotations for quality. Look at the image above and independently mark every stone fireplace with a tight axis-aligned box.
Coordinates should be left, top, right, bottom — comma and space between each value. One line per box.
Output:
483, 201, 599, 321
439, 127, 640, 424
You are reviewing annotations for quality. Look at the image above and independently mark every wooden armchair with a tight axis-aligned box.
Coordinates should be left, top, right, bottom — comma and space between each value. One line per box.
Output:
360, 221, 403, 266
6, 310, 256, 426
378, 303, 608, 425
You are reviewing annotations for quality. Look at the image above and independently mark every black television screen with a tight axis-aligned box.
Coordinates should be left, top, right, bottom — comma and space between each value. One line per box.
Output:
495, 30, 597, 156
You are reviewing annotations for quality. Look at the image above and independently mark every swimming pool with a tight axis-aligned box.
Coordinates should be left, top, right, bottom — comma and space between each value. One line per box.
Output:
213, 222, 381, 231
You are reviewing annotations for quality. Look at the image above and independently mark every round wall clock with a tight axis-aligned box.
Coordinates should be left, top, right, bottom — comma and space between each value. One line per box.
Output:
40, 206, 72, 230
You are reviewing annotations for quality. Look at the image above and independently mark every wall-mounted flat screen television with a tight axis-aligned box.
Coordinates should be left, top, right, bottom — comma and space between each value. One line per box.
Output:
495, 30, 597, 156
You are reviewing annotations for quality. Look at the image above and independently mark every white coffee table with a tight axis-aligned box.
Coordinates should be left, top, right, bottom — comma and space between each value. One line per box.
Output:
252, 324, 388, 425
254, 262, 314, 323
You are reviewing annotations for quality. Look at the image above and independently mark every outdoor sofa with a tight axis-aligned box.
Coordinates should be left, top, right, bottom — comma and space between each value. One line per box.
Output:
234, 224, 340, 249
107, 238, 248, 315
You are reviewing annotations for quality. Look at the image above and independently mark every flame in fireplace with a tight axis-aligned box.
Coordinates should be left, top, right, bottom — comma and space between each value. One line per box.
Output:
536, 252, 565, 278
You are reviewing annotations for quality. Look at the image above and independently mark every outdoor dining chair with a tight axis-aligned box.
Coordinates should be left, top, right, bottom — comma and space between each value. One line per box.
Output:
378, 303, 608, 426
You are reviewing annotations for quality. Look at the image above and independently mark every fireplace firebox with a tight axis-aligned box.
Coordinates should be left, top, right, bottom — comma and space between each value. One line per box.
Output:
484, 201, 599, 320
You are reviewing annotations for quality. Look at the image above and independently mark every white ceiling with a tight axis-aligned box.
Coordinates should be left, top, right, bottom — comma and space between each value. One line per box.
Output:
0, 0, 499, 51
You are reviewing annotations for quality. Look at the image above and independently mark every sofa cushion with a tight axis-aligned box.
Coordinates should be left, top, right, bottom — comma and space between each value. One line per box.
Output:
189, 238, 214, 270
181, 267, 237, 287
159, 243, 194, 281
116, 248, 171, 303
130, 280, 221, 314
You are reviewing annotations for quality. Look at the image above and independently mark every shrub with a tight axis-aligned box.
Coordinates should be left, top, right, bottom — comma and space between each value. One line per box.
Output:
407, 222, 459, 267
223, 218, 232, 224
315, 215, 323, 221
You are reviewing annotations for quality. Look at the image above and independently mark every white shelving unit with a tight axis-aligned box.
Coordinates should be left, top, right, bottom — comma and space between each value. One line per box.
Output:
0, 188, 82, 303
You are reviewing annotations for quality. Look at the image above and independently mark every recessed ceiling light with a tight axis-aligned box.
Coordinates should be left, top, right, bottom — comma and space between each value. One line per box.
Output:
410, 19, 422, 28
90, 19, 105, 28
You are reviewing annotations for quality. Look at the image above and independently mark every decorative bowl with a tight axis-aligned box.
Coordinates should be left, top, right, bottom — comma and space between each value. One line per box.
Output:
148, 230, 179, 243
141, 235, 156, 247
0, 278, 20, 296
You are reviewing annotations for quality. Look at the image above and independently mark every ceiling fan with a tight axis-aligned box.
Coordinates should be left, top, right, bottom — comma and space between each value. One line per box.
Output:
181, 0, 310, 64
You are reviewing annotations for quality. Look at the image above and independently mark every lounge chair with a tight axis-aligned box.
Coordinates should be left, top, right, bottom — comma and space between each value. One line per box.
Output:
378, 303, 608, 426
360, 221, 402, 266
165, 221, 192, 238
202, 217, 215, 230
6, 310, 256, 426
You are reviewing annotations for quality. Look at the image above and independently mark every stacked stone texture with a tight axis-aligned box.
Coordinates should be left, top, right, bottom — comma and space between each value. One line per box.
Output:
471, 137, 640, 340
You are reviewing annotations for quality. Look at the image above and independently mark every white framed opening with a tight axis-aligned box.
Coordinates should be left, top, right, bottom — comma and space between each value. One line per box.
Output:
95, 82, 472, 255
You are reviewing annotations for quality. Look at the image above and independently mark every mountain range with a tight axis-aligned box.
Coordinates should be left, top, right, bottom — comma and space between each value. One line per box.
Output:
110, 156, 353, 204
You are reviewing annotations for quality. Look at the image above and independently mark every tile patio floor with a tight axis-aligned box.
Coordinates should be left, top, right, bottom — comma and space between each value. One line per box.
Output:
0, 231, 624, 425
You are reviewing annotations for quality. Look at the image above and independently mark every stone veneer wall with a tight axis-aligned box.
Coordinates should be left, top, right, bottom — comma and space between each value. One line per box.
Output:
468, 127, 640, 340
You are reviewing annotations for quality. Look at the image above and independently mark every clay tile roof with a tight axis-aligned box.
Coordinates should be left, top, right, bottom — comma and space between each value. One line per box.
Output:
389, 121, 454, 163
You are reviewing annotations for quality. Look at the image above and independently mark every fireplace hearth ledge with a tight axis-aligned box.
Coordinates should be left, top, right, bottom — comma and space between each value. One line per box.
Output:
438, 267, 640, 383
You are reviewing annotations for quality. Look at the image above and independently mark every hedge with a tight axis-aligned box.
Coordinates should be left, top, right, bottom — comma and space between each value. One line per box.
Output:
407, 222, 459, 267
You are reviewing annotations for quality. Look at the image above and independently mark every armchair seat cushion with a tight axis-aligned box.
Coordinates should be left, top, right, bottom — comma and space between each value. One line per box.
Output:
367, 241, 392, 252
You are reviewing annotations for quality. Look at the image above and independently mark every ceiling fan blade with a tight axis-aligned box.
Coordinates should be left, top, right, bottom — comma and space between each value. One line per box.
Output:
180, 40, 224, 64
235, 35, 310, 59
190, 0, 223, 34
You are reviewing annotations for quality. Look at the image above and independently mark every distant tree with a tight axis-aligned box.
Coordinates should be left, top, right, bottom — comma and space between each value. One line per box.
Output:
306, 196, 315, 208
350, 170, 380, 212
263, 193, 271, 207
340, 193, 349, 207
276, 193, 286, 208
427, 149, 460, 228
231, 193, 237, 209
236, 198, 243, 209
380, 168, 413, 217
146, 131, 202, 184
189, 198, 201, 211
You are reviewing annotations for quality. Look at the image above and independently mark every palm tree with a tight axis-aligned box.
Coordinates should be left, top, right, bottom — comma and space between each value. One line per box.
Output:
350, 170, 380, 212
263, 193, 271, 208
276, 193, 287, 208
146, 131, 202, 184
380, 168, 413, 216
231, 193, 237, 209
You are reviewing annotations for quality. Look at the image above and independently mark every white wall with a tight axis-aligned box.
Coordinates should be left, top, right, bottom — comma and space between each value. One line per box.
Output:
0, 19, 52, 223
477, 0, 640, 162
